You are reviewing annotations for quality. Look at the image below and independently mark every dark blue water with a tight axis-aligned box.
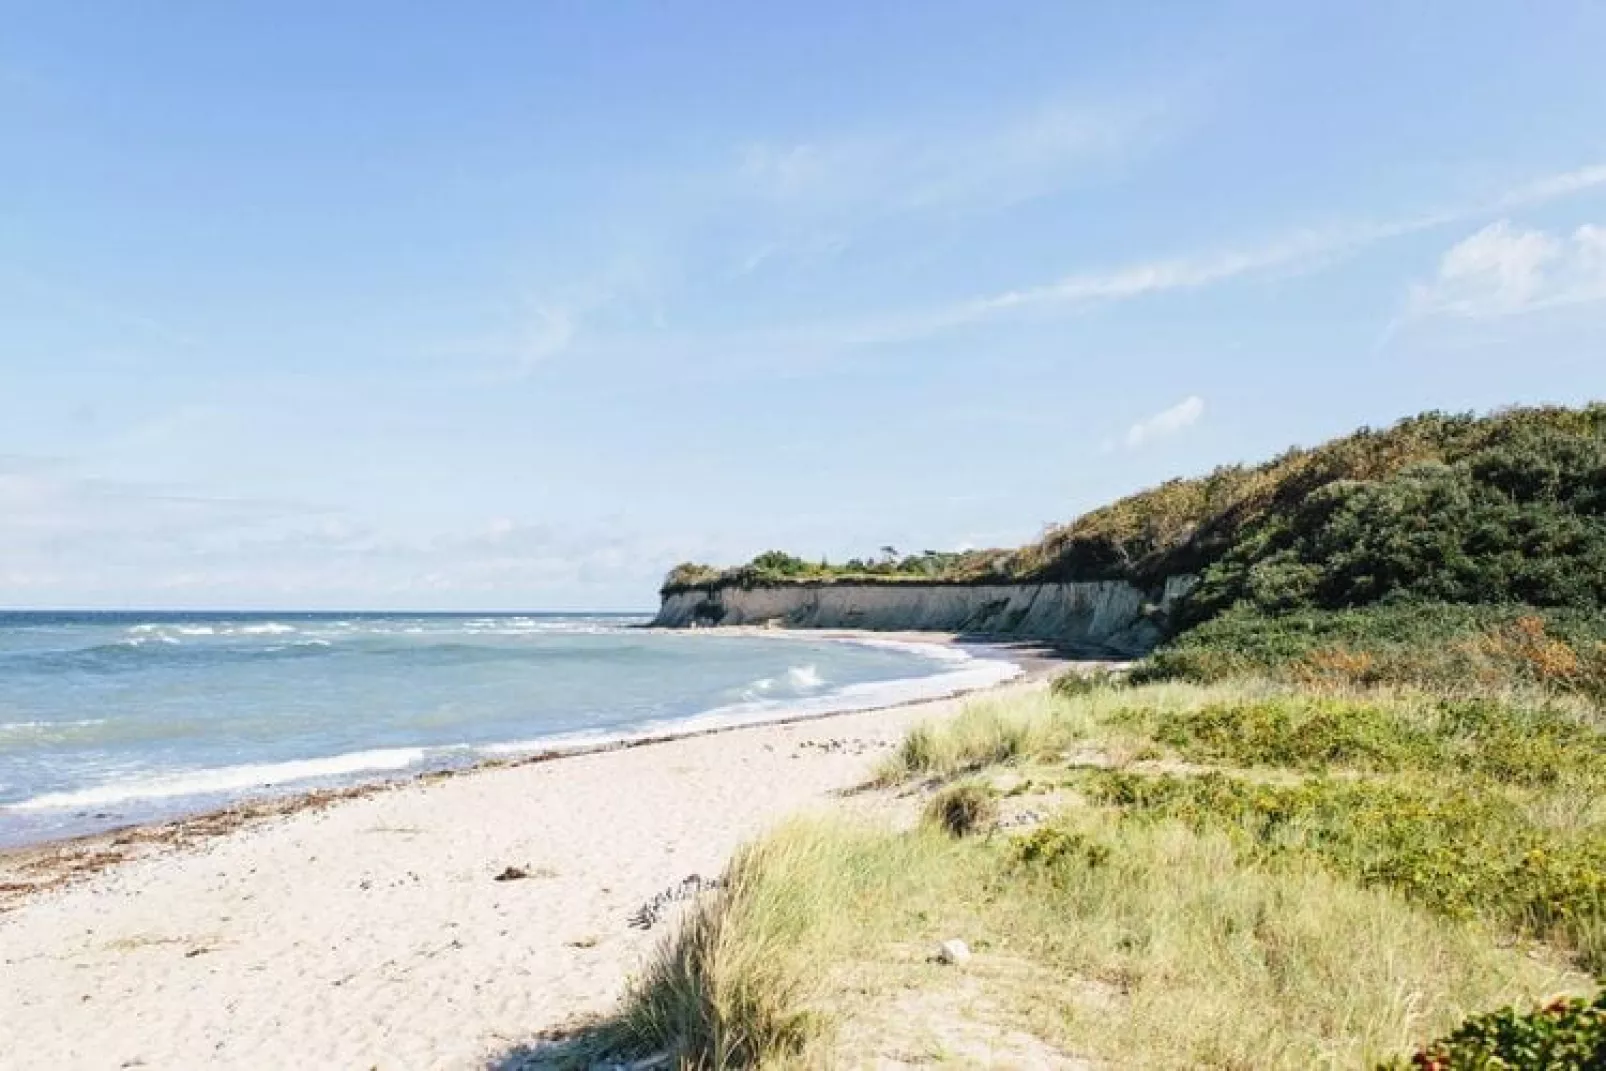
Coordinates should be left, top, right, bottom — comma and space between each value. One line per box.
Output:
0, 612, 1015, 845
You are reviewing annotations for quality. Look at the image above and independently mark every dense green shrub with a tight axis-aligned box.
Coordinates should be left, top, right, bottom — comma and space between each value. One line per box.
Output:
1186, 427, 1606, 619
1016, 405, 1606, 592
1140, 602, 1606, 700
1382, 990, 1606, 1069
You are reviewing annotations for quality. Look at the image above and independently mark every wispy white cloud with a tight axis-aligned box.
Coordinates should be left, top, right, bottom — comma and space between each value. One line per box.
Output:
444, 258, 667, 377
1408, 219, 1606, 318
715, 96, 1174, 283
516, 304, 578, 369
824, 161, 1606, 346
1492, 165, 1606, 210
492, 160, 1606, 383
1124, 396, 1205, 449
731, 95, 1170, 219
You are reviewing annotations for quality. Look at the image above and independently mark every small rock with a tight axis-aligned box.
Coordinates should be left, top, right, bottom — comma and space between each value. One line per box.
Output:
493, 866, 529, 882
936, 938, 972, 965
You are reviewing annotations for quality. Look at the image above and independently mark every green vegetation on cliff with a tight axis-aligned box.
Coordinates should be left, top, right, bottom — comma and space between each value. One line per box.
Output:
663, 404, 1606, 634
661, 547, 1009, 593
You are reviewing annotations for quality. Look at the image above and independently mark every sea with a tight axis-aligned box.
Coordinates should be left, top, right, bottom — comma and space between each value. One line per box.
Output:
0, 612, 1019, 847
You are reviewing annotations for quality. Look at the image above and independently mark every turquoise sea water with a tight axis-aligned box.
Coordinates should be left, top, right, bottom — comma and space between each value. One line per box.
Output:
0, 612, 1016, 846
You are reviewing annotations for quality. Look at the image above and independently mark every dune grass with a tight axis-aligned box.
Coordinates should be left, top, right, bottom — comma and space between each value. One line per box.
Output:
603, 812, 1586, 1068
590, 590, 1606, 1068
596, 675, 1603, 1067
881, 677, 1606, 971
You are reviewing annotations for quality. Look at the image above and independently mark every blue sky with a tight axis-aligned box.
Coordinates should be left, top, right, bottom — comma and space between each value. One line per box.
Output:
2, 3, 1604, 610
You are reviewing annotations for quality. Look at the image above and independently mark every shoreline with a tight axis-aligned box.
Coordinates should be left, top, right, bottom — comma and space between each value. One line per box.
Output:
0, 632, 1078, 903
0, 637, 1076, 1069
0, 627, 1040, 854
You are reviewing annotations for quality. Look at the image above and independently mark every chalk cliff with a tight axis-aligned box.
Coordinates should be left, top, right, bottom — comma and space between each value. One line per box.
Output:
651, 576, 1196, 656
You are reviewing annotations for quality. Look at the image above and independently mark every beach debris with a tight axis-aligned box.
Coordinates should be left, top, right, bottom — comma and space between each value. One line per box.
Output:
935, 938, 972, 966
994, 808, 1049, 831
493, 865, 530, 882
794, 736, 883, 757
628, 873, 725, 929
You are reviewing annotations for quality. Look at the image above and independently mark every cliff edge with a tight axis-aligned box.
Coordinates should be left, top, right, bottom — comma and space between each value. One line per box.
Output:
651, 576, 1197, 657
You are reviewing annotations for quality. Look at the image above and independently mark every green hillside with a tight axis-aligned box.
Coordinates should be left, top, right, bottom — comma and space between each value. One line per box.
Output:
664, 404, 1606, 633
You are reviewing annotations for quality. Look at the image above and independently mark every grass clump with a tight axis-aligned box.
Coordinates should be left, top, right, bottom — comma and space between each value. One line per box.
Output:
1382, 990, 1606, 1070
604, 832, 827, 1067
877, 692, 1086, 782
923, 781, 998, 837
1051, 666, 1128, 698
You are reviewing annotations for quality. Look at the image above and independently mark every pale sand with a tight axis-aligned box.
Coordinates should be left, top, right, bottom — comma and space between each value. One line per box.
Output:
0, 638, 1065, 1070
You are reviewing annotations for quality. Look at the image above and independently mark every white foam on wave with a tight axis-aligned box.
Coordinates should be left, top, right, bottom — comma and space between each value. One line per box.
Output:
0, 718, 108, 733
8, 747, 428, 811
8, 630, 1016, 818
237, 623, 296, 636
787, 664, 824, 689
740, 676, 776, 700
119, 634, 180, 648
480, 640, 1021, 757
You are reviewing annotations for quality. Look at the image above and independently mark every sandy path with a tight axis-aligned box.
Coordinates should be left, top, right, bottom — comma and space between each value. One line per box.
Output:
0, 675, 1046, 1070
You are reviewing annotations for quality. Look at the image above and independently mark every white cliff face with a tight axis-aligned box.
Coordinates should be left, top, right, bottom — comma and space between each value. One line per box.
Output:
651, 576, 1197, 656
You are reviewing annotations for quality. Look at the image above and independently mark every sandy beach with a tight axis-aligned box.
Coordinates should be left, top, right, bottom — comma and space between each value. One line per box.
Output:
0, 636, 1065, 1070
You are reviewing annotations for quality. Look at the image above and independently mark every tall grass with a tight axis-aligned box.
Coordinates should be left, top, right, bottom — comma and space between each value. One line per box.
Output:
603, 828, 839, 1067
876, 691, 1073, 781
604, 814, 1586, 1068
597, 644, 1605, 1065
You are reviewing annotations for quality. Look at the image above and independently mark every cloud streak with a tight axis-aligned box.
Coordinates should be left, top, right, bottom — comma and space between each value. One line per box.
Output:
1125, 396, 1205, 449
851, 161, 1606, 344
732, 94, 1172, 219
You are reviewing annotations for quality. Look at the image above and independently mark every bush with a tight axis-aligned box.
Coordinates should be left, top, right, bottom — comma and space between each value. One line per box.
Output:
1383, 990, 1606, 1069
1141, 602, 1606, 700
1051, 667, 1125, 698
1008, 823, 1111, 872
924, 781, 998, 837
